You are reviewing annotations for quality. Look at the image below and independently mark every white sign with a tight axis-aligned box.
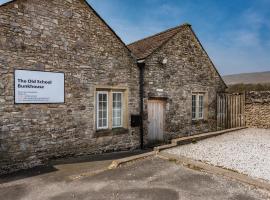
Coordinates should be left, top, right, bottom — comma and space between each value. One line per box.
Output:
15, 70, 64, 104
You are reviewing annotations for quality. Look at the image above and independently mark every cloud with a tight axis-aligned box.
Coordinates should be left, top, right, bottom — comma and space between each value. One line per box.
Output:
201, 1, 270, 75
205, 35, 270, 75
226, 30, 260, 47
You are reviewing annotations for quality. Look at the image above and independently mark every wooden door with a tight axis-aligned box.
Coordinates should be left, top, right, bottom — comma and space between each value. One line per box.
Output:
147, 100, 165, 142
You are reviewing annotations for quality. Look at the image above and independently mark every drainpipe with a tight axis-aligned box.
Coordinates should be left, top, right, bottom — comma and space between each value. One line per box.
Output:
138, 61, 145, 150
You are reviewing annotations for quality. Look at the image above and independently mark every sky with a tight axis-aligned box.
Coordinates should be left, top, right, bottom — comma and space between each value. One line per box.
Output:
1, 0, 270, 75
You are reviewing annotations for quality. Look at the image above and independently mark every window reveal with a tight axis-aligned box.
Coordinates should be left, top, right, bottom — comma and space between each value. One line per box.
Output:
192, 95, 196, 119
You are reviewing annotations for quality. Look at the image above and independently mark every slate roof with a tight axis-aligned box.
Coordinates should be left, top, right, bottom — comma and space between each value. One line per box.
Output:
127, 24, 189, 60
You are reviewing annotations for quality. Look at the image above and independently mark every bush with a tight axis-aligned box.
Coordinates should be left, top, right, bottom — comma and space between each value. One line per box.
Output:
226, 83, 270, 93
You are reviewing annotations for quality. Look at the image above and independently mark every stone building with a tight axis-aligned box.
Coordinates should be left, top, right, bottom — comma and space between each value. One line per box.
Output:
0, 0, 140, 174
128, 25, 226, 144
0, 0, 226, 174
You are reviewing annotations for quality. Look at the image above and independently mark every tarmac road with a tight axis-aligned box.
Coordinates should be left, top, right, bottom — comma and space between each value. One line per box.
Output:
0, 153, 269, 200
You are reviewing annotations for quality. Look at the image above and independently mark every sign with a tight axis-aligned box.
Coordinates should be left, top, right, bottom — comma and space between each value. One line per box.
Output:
15, 70, 64, 104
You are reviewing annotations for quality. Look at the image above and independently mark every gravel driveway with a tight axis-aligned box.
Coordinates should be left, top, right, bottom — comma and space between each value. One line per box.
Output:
166, 128, 270, 182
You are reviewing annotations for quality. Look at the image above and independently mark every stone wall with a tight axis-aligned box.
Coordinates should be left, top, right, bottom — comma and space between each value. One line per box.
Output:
0, 0, 140, 174
245, 91, 270, 129
143, 25, 226, 143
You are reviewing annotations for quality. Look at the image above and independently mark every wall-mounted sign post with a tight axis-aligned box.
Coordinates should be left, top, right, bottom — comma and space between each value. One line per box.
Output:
14, 70, 65, 104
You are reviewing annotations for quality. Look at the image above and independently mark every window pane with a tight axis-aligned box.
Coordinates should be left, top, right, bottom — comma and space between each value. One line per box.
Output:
113, 117, 117, 127
97, 92, 108, 129
103, 119, 107, 126
199, 95, 204, 119
102, 94, 106, 101
116, 118, 121, 126
103, 110, 107, 118
99, 111, 103, 117
113, 93, 122, 127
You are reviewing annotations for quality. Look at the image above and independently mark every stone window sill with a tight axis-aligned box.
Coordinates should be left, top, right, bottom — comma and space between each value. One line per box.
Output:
192, 119, 208, 124
94, 128, 129, 138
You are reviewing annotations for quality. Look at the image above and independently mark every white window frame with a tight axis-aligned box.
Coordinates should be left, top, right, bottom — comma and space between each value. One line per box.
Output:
192, 94, 204, 120
198, 94, 204, 120
112, 92, 123, 128
96, 91, 109, 129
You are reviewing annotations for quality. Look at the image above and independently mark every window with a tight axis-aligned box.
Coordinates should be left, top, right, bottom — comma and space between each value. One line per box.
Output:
192, 94, 204, 120
112, 92, 123, 128
96, 89, 126, 130
97, 91, 108, 129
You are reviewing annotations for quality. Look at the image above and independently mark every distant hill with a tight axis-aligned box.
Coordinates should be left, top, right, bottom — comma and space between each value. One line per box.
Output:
223, 71, 270, 85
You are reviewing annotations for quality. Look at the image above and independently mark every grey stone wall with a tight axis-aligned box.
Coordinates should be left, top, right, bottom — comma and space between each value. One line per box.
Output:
143, 25, 226, 143
0, 0, 140, 174
245, 91, 270, 129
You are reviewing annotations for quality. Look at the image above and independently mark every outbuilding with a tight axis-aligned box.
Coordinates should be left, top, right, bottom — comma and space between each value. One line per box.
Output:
128, 24, 226, 144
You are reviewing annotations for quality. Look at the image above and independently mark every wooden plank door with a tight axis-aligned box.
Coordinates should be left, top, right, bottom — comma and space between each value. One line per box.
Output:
217, 93, 245, 130
147, 100, 165, 142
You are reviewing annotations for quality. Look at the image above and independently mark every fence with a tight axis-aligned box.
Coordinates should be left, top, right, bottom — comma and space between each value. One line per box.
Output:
217, 93, 245, 130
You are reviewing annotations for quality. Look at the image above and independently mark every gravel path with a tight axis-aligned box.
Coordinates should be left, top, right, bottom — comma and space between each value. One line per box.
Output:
166, 128, 270, 182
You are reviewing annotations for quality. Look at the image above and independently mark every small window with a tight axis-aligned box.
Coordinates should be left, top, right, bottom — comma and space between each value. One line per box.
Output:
192, 94, 204, 120
96, 89, 127, 131
112, 92, 123, 128
97, 91, 108, 129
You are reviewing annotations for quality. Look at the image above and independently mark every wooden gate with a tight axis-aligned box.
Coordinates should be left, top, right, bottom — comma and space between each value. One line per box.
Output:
217, 93, 245, 130
147, 100, 165, 142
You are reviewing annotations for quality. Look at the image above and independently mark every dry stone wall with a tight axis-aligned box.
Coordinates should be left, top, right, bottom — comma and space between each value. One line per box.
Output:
245, 91, 270, 129
0, 0, 140, 174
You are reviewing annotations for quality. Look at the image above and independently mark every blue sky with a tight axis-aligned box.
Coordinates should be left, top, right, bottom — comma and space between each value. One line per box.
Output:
1, 0, 270, 75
